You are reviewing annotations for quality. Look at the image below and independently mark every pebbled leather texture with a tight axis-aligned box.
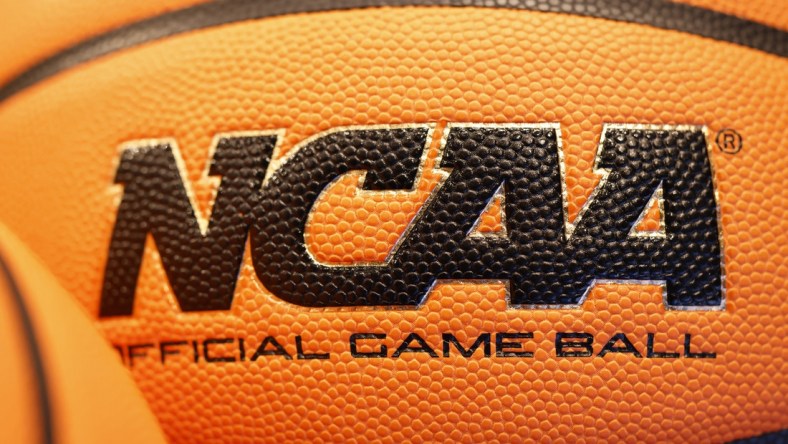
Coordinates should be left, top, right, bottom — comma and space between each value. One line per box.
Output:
99, 134, 276, 316
0, 0, 786, 101
0, 0, 784, 91
0, 1, 785, 443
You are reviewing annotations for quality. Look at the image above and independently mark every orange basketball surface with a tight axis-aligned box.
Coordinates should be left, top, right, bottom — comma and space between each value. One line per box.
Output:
0, 223, 167, 444
0, 0, 785, 442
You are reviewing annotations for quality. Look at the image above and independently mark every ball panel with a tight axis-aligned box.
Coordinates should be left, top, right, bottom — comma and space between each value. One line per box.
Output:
0, 0, 210, 85
0, 251, 42, 444
0, 4, 784, 443
0, 223, 167, 444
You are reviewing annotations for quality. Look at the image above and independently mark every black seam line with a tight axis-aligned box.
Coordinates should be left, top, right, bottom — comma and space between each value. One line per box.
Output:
0, 0, 786, 103
729, 429, 788, 443
0, 253, 54, 444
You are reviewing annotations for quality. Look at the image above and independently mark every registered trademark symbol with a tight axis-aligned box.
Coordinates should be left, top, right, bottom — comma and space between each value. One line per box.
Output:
715, 128, 742, 154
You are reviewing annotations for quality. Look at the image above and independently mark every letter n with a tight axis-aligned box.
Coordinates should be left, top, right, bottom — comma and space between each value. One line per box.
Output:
98, 133, 277, 316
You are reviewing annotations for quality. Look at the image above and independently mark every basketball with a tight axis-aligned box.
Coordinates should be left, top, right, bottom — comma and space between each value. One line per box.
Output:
0, 0, 785, 442
0, 225, 165, 443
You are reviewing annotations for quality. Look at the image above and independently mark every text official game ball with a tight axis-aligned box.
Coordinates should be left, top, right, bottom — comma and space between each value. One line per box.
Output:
0, 0, 786, 442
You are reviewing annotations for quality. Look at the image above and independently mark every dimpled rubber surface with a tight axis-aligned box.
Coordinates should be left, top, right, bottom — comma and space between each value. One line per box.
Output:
263, 124, 723, 309
100, 134, 275, 315
0, 5, 785, 444
0, 0, 781, 91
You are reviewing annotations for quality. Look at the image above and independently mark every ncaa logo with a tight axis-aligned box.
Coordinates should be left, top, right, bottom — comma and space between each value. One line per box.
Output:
99, 123, 724, 317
